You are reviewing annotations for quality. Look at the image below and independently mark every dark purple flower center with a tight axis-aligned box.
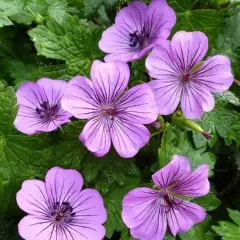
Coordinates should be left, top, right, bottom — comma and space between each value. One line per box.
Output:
101, 104, 117, 119
36, 101, 60, 120
129, 28, 150, 48
182, 74, 190, 81
51, 201, 76, 223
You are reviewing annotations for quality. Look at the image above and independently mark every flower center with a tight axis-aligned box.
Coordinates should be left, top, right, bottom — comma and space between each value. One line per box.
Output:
129, 28, 149, 48
51, 202, 76, 223
36, 101, 60, 120
101, 104, 117, 119
182, 74, 190, 81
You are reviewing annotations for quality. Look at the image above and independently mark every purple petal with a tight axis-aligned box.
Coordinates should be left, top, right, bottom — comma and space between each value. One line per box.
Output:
146, 42, 182, 115
110, 118, 150, 158
115, 1, 147, 36
61, 76, 100, 119
45, 167, 83, 206
72, 189, 107, 223
18, 215, 54, 240
99, 26, 140, 63
79, 117, 111, 157
16, 180, 49, 216
167, 200, 206, 236
90, 60, 130, 103
191, 55, 234, 93
181, 82, 215, 119
152, 155, 191, 189
171, 31, 208, 74
171, 164, 210, 197
145, 0, 176, 41
63, 222, 106, 240
116, 83, 158, 124
122, 187, 167, 240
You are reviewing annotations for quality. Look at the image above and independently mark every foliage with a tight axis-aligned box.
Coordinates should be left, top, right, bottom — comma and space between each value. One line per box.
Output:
0, 0, 239, 239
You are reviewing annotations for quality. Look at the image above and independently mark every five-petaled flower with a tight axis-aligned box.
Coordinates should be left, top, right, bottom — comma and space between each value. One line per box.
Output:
14, 78, 72, 134
61, 60, 158, 158
16, 167, 107, 240
146, 31, 234, 119
122, 155, 210, 240
99, 0, 176, 63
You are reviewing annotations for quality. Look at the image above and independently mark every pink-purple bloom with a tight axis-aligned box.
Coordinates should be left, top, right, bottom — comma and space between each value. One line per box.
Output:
146, 31, 234, 119
61, 60, 158, 158
122, 155, 210, 240
14, 78, 72, 134
17, 167, 107, 240
98, 0, 176, 62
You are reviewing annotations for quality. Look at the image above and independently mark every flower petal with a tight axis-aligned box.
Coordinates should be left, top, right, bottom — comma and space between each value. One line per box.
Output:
152, 155, 191, 188
116, 83, 158, 124
191, 55, 234, 93
90, 60, 130, 103
45, 167, 83, 205
167, 200, 207, 236
64, 222, 106, 240
145, 0, 176, 40
110, 119, 150, 158
122, 187, 167, 240
115, 1, 147, 36
72, 189, 107, 223
61, 76, 100, 119
181, 82, 215, 119
171, 164, 210, 197
99, 26, 140, 63
79, 117, 111, 157
18, 215, 54, 240
16, 180, 50, 216
171, 31, 208, 74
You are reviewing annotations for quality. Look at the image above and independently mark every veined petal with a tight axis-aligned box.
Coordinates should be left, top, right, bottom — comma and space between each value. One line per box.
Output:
191, 55, 234, 93
18, 215, 54, 240
91, 60, 130, 103
72, 189, 107, 223
152, 155, 191, 189
171, 31, 208, 74
110, 118, 150, 158
145, 0, 176, 40
167, 200, 206, 236
171, 164, 210, 197
181, 82, 215, 119
45, 167, 83, 206
122, 187, 167, 240
115, 1, 147, 35
116, 83, 158, 124
61, 76, 100, 119
79, 117, 111, 157
16, 180, 50, 217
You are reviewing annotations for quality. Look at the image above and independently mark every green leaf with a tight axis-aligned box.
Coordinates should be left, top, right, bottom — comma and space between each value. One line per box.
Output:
213, 209, 240, 239
201, 93, 240, 145
104, 175, 140, 238
168, 0, 192, 11
179, 216, 214, 240
192, 191, 221, 211
158, 124, 216, 175
29, 14, 103, 76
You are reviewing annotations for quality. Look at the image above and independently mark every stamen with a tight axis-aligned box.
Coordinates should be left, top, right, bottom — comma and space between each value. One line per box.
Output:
35, 101, 60, 121
129, 28, 150, 48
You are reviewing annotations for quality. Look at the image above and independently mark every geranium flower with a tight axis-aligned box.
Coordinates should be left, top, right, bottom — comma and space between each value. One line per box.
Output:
98, 0, 176, 62
14, 78, 72, 134
146, 31, 234, 119
61, 60, 158, 158
17, 167, 107, 240
122, 155, 210, 240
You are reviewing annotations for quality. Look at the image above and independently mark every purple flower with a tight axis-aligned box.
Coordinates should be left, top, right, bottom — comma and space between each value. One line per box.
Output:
122, 155, 210, 240
14, 78, 72, 134
61, 60, 158, 158
146, 31, 234, 119
98, 0, 176, 63
17, 167, 107, 240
